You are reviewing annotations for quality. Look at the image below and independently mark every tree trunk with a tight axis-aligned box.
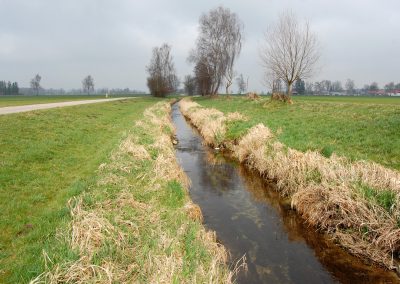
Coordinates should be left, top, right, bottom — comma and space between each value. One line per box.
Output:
225, 83, 230, 95
212, 78, 221, 95
285, 82, 293, 104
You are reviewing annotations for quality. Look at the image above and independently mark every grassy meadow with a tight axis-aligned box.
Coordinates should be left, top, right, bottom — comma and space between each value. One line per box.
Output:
0, 94, 148, 107
0, 95, 105, 107
194, 95, 400, 170
0, 98, 156, 282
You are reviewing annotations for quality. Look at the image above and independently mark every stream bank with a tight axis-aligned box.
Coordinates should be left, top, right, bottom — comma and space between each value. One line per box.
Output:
172, 102, 399, 283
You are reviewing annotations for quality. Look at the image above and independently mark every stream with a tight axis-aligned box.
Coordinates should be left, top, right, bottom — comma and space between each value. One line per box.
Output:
171, 103, 399, 283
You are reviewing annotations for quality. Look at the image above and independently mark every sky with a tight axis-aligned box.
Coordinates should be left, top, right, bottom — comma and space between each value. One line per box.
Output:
0, 0, 399, 92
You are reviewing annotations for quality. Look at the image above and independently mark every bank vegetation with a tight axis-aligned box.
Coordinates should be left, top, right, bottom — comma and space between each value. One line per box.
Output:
30, 101, 234, 283
180, 98, 400, 272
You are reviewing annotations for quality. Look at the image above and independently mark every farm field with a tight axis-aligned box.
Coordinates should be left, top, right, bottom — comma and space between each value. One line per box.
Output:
0, 98, 155, 282
195, 95, 400, 170
0, 94, 145, 107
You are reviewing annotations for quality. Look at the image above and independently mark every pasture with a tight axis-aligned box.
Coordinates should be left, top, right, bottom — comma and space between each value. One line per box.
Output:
0, 98, 155, 281
195, 95, 400, 170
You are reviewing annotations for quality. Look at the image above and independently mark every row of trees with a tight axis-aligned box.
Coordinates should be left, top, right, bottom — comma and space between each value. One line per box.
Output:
293, 79, 400, 95
364, 82, 400, 92
146, 6, 244, 97
146, 8, 320, 102
0, 81, 19, 95
182, 72, 248, 96
28, 74, 95, 95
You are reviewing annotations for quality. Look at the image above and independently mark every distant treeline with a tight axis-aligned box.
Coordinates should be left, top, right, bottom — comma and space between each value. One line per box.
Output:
0, 81, 19, 95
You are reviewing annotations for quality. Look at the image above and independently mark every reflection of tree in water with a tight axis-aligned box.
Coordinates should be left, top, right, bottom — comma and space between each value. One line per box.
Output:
199, 149, 240, 195
205, 149, 224, 166
237, 164, 399, 283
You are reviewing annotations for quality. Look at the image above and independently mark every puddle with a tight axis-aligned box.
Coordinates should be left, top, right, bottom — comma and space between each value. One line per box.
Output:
171, 103, 399, 284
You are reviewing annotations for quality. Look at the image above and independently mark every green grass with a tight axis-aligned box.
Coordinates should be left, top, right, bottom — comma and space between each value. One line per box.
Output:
358, 183, 396, 213
0, 94, 149, 107
194, 95, 400, 170
0, 98, 158, 282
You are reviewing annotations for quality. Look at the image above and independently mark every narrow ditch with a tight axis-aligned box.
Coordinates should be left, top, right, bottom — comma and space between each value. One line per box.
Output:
171, 103, 399, 283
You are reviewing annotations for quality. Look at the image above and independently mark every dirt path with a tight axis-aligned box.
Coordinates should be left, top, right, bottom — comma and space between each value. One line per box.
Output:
0, 97, 134, 115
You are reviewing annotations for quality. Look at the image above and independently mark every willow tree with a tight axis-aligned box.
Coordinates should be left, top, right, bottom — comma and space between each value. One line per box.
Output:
261, 11, 320, 102
189, 6, 243, 96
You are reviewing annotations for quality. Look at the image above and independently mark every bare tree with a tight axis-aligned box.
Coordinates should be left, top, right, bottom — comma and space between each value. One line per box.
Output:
331, 80, 343, 92
30, 74, 42, 96
369, 82, 379, 91
314, 81, 323, 94
322, 80, 332, 93
384, 82, 395, 92
225, 69, 237, 95
82, 75, 94, 94
345, 79, 355, 94
147, 43, 179, 97
261, 11, 320, 102
305, 81, 314, 94
189, 6, 243, 96
193, 56, 213, 96
236, 74, 247, 94
183, 75, 196, 96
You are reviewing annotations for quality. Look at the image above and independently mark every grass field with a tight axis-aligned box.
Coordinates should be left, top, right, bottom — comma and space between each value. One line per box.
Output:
0, 94, 148, 107
0, 98, 157, 282
194, 95, 400, 170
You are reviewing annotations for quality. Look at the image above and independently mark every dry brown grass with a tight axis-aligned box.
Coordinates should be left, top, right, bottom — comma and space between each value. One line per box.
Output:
180, 98, 246, 147
181, 98, 400, 270
30, 253, 114, 284
246, 92, 260, 100
32, 101, 234, 283
69, 197, 120, 255
184, 202, 204, 222
119, 135, 151, 160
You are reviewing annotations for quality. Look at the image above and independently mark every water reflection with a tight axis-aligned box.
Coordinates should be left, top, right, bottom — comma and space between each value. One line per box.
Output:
172, 103, 399, 284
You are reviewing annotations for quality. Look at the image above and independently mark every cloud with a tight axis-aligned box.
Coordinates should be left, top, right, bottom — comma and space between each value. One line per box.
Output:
0, 0, 399, 91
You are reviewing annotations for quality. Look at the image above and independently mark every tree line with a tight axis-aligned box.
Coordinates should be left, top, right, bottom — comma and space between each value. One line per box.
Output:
146, 8, 320, 103
25, 73, 95, 95
0, 81, 19, 95
291, 79, 400, 95
147, 6, 244, 97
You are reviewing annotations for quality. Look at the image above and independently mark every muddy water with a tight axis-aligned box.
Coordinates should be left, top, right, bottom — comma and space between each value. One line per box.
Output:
171, 103, 399, 284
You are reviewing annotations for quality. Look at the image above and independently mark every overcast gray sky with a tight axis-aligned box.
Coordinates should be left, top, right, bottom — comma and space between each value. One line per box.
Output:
0, 0, 399, 92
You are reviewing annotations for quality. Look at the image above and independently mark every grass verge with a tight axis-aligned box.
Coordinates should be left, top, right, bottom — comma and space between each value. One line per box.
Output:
27, 101, 233, 283
180, 98, 400, 271
0, 98, 158, 282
